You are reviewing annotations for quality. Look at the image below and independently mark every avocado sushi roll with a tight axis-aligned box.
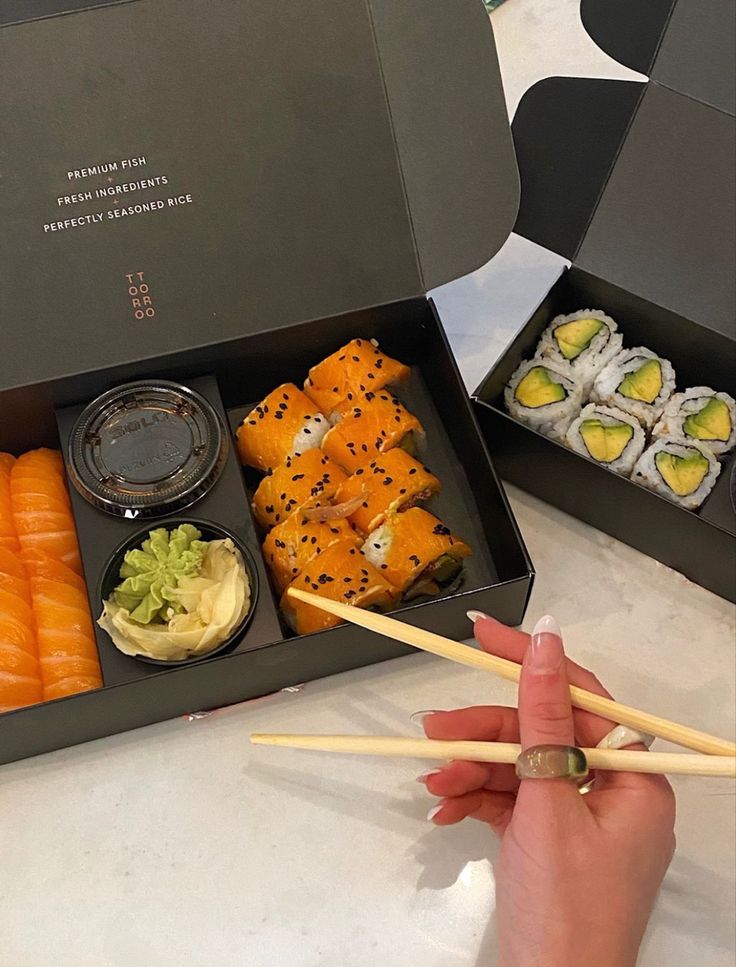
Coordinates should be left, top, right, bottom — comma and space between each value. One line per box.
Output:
591, 347, 675, 429
504, 359, 583, 441
632, 435, 721, 510
361, 507, 471, 599
536, 309, 622, 394
653, 388, 736, 458
565, 404, 645, 476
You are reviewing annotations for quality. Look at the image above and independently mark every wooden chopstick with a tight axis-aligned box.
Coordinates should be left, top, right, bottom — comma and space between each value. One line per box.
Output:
250, 733, 736, 779
286, 588, 736, 757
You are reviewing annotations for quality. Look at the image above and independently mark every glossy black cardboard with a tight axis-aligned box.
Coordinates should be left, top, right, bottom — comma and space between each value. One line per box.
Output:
0, 299, 534, 765
0, 0, 518, 392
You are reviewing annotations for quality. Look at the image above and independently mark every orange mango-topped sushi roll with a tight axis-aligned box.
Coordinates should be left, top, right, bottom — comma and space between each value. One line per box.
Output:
304, 338, 410, 418
281, 540, 396, 636
236, 383, 329, 473
333, 449, 440, 535
263, 513, 360, 592
361, 507, 471, 598
251, 450, 348, 530
321, 391, 424, 474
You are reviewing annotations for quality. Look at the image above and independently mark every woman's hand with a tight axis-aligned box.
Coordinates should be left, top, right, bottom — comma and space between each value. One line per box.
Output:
419, 614, 676, 967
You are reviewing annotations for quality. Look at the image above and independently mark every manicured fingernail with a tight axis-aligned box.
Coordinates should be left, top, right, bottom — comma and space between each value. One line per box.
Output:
427, 801, 446, 822
532, 615, 562, 638
410, 710, 438, 730
466, 610, 490, 624
416, 769, 442, 784
529, 614, 563, 673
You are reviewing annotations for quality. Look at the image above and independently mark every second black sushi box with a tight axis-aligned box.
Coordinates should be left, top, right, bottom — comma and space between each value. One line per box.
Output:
473, 0, 736, 603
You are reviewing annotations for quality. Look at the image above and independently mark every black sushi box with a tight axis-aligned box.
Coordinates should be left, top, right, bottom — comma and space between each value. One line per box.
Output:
0, 0, 533, 765
473, 0, 736, 603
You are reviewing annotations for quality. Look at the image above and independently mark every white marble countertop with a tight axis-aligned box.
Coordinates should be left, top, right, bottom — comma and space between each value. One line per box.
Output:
1, 2, 734, 965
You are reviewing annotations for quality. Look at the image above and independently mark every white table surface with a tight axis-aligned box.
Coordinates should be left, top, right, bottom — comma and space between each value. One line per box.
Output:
2, 2, 734, 965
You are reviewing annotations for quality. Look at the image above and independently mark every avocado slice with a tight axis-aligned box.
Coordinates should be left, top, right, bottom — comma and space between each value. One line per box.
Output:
654, 450, 709, 496
683, 398, 731, 442
617, 358, 663, 404
554, 318, 604, 360
579, 418, 634, 463
515, 366, 566, 408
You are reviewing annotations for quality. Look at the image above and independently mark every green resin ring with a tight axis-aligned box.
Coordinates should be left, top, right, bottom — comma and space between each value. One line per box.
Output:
515, 745, 589, 781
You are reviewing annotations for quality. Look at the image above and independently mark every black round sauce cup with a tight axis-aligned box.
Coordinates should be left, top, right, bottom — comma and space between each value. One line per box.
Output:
98, 519, 259, 666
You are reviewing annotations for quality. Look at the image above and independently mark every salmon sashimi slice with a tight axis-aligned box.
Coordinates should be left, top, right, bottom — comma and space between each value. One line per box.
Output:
0, 546, 28, 580
20, 550, 86, 592
44, 677, 100, 701
16, 531, 82, 574
0, 672, 44, 711
0, 587, 35, 630
13, 449, 64, 475
40, 654, 101, 679
0, 572, 32, 605
30, 578, 89, 612
10, 473, 71, 507
0, 642, 41, 679
36, 628, 100, 663
33, 599, 95, 640
13, 509, 76, 536
12, 493, 73, 516
0, 454, 18, 552
0, 615, 37, 655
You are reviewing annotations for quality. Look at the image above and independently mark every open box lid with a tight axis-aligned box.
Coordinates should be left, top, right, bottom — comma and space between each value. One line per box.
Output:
0, 0, 519, 392
512, 0, 735, 339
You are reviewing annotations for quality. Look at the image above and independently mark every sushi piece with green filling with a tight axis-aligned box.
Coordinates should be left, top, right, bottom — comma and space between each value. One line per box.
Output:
504, 359, 583, 441
632, 435, 720, 510
565, 404, 645, 476
653, 388, 736, 458
591, 347, 675, 429
535, 309, 622, 394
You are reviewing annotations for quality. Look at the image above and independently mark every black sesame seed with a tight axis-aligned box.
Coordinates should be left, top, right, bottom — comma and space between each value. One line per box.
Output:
301, 536, 309, 543
344, 577, 352, 583
248, 419, 256, 426
279, 402, 288, 411
399, 488, 407, 495
303, 428, 311, 434
352, 355, 360, 362
275, 412, 283, 420
409, 468, 417, 475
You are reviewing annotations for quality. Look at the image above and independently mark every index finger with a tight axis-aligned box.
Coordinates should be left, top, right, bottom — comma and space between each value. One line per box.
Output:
468, 612, 617, 747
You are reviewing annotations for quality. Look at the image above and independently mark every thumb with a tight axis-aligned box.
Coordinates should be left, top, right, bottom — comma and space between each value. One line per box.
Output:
519, 615, 575, 750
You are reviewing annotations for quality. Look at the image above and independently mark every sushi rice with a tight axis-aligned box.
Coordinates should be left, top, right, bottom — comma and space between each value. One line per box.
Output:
632, 435, 721, 510
591, 347, 675, 429
504, 358, 583, 441
565, 403, 645, 476
653, 387, 736, 458
536, 309, 622, 395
